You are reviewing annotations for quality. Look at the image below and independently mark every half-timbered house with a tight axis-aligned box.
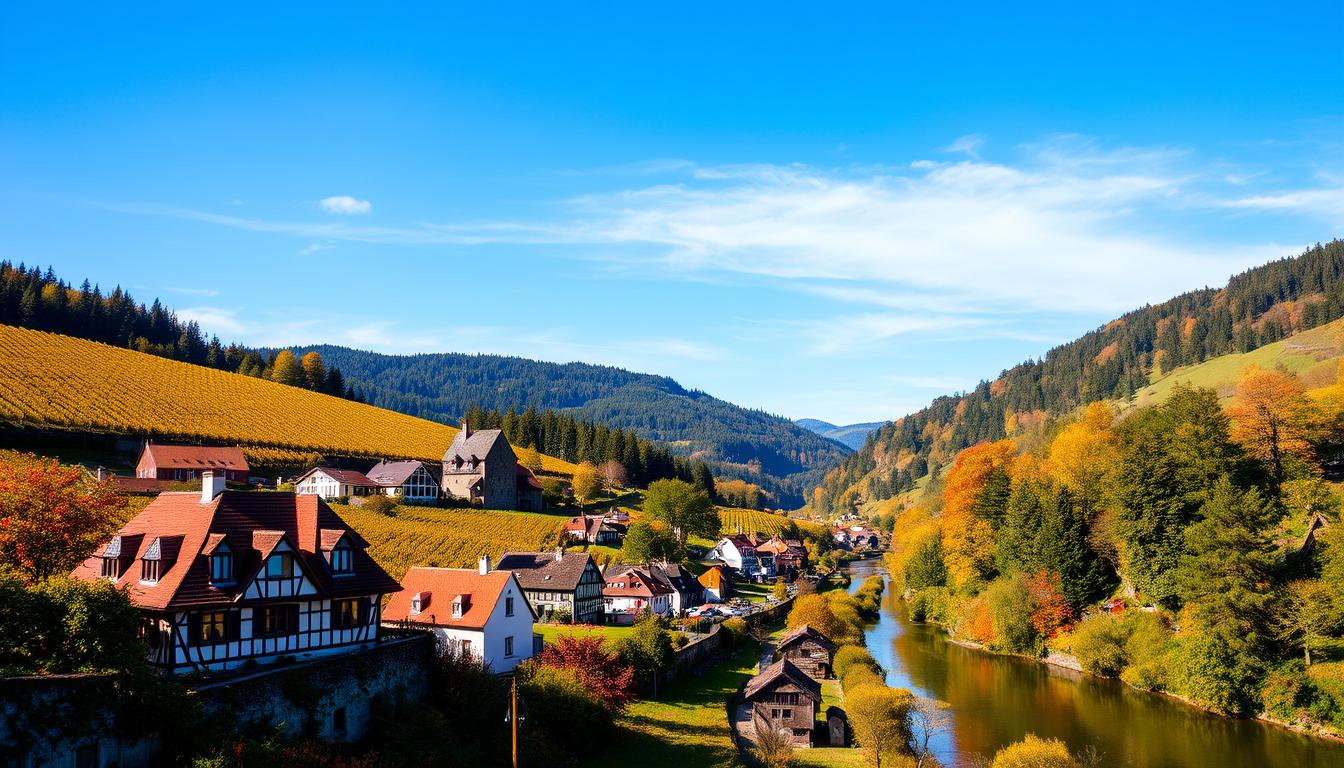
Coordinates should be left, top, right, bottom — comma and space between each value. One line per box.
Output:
495, 549, 604, 624
72, 472, 401, 674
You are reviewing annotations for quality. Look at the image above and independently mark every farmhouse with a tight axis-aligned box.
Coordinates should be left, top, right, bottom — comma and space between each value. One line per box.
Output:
697, 564, 734, 603
135, 443, 249, 483
756, 536, 808, 578
441, 422, 543, 511
709, 534, 775, 579
382, 556, 537, 673
744, 659, 822, 747
72, 472, 401, 674
495, 549, 605, 624
366, 459, 440, 502
564, 514, 625, 546
295, 468, 377, 499
773, 624, 836, 679
602, 565, 674, 623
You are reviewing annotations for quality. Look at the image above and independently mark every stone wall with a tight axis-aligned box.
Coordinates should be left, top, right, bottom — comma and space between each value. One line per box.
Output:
0, 633, 434, 766
665, 597, 794, 685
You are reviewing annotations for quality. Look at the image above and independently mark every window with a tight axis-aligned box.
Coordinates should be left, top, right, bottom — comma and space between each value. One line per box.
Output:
101, 556, 120, 579
505, 596, 514, 617
461, 639, 472, 656
265, 553, 294, 579
451, 600, 464, 619
330, 543, 353, 574
334, 598, 364, 629
781, 708, 793, 718
771, 708, 780, 718
333, 707, 347, 737
141, 557, 161, 583
211, 544, 233, 584
193, 610, 234, 644
258, 604, 298, 637
504, 635, 514, 656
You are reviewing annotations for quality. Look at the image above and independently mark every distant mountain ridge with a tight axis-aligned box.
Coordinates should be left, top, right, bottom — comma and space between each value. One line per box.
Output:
291, 345, 852, 507
795, 418, 886, 450
812, 239, 1344, 515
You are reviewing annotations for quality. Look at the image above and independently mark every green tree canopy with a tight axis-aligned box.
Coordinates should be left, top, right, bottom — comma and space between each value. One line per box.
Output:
642, 479, 719, 546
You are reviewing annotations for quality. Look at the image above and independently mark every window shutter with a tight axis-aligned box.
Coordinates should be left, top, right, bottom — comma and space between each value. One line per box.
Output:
227, 610, 241, 641
188, 614, 201, 646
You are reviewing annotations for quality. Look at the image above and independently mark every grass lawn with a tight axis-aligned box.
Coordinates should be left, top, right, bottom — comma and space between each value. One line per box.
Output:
534, 623, 637, 647
734, 581, 775, 602
587, 643, 761, 768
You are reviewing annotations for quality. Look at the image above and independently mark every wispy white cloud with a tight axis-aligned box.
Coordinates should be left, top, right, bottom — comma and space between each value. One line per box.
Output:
165, 286, 220, 297
299, 242, 334, 256
318, 195, 372, 215
1222, 187, 1344, 221
177, 306, 246, 336
940, 134, 985, 158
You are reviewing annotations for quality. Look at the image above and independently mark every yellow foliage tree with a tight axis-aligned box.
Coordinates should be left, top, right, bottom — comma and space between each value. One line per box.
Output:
1228, 365, 1320, 482
990, 733, 1079, 768
571, 461, 603, 506
941, 440, 1016, 590
1046, 402, 1118, 516
845, 684, 915, 768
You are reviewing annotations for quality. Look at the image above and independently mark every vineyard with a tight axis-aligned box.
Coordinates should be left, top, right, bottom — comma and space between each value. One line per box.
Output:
0, 324, 577, 474
333, 503, 566, 579
717, 506, 824, 538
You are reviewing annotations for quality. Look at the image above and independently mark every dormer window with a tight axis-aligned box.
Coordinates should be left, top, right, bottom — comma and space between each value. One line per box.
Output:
140, 538, 163, 584
451, 594, 469, 619
100, 537, 123, 580
330, 541, 353, 575
410, 591, 430, 615
265, 552, 293, 579
210, 542, 234, 584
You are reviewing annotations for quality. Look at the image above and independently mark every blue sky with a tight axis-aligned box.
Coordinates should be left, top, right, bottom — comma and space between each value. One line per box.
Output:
2, 3, 1341, 424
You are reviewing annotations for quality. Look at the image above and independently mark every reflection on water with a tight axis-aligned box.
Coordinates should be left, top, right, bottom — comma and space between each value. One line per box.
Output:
846, 558, 1344, 768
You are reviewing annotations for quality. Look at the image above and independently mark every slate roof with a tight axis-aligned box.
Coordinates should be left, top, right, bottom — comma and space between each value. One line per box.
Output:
366, 460, 433, 487
744, 659, 823, 702
383, 567, 535, 628
72, 491, 400, 610
443, 429, 510, 466
141, 444, 249, 472
496, 550, 597, 591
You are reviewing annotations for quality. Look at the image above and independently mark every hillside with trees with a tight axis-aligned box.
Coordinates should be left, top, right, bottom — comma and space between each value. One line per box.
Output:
814, 240, 1344, 515
295, 345, 851, 506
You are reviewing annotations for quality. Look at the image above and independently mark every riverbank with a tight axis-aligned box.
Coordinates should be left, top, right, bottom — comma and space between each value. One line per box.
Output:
847, 557, 1344, 767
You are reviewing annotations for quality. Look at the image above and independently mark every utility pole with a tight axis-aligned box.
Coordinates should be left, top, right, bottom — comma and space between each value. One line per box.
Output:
511, 676, 519, 768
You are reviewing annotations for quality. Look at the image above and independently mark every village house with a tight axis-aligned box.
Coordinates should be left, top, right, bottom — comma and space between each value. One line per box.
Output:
602, 565, 674, 623
773, 624, 837, 679
135, 443, 249, 484
709, 534, 775, 579
697, 564, 735, 603
295, 467, 378, 499
744, 659, 822, 748
365, 459, 439, 502
495, 549, 605, 624
832, 525, 879, 551
72, 472, 401, 674
441, 422, 544, 511
381, 556, 537, 673
564, 514, 625, 546
756, 536, 808, 578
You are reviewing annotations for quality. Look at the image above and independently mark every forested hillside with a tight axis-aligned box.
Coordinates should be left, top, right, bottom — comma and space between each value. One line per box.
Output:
815, 240, 1344, 514
294, 345, 851, 506
796, 418, 885, 450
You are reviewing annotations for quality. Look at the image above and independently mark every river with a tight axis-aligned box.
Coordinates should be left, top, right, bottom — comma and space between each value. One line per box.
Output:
845, 558, 1344, 767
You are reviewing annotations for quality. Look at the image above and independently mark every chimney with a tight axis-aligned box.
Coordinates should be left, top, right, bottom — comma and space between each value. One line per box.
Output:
95, 466, 107, 481
478, 554, 491, 575
462, 418, 472, 439
201, 470, 225, 504
554, 546, 563, 562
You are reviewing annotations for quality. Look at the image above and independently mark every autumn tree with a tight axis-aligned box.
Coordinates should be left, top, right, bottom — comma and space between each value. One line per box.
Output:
517, 444, 544, 473
599, 460, 629, 491
1228, 365, 1320, 483
642, 478, 719, 547
0, 453, 126, 582
991, 733, 1079, 768
533, 634, 636, 710
571, 461, 603, 506
269, 349, 305, 387
909, 696, 952, 768
300, 351, 327, 391
941, 440, 1016, 591
753, 723, 796, 768
1047, 402, 1118, 517
1025, 571, 1074, 639
1272, 579, 1341, 667
845, 684, 914, 768
622, 521, 682, 563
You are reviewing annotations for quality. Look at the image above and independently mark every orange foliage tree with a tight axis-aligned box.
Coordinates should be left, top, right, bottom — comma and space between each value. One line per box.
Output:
941, 440, 1016, 590
1025, 571, 1074, 639
1227, 365, 1320, 482
0, 452, 125, 581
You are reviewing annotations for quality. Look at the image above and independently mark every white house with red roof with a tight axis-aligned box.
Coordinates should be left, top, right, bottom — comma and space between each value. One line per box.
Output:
382, 556, 537, 673
294, 467, 378, 499
602, 565, 674, 622
72, 472, 401, 674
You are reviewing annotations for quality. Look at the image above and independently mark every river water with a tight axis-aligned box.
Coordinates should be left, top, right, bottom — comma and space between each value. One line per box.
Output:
845, 558, 1344, 767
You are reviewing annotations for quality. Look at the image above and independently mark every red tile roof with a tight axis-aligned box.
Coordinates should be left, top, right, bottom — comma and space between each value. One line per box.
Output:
382, 567, 533, 628
112, 476, 176, 494
516, 464, 543, 491
71, 491, 399, 610
698, 564, 734, 590
603, 566, 673, 598
141, 444, 249, 472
